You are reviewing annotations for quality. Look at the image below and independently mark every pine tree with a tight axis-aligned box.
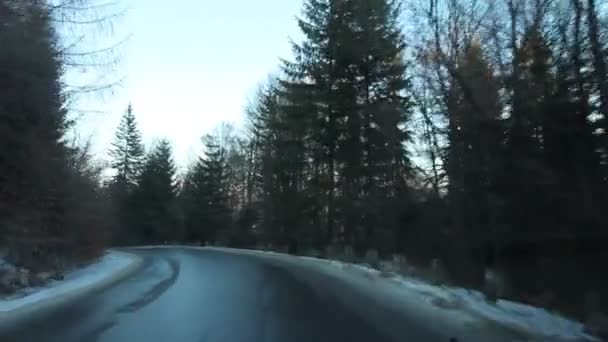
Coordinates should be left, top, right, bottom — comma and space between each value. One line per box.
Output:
0, 0, 71, 265
132, 139, 179, 243
108, 104, 145, 245
109, 104, 145, 191
502, 27, 554, 235
179, 166, 205, 243
445, 43, 503, 287
281, 0, 348, 248
547, 21, 603, 230
0, 1, 109, 265
181, 133, 232, 245
348, 0, 413, 254
278, 0, 415, 254
244, 82, 286, 246
202, 134, 233, 244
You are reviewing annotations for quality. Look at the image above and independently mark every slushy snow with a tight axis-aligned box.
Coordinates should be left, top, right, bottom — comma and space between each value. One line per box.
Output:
0, 251, 137, 313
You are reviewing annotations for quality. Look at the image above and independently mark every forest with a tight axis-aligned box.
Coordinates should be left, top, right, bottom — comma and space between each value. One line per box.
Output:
1, 0, 608, 320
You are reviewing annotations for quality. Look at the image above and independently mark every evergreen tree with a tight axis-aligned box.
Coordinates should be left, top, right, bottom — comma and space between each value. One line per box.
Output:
180, 166, 206, 243
181, 133, 232, 244
277, 0, 415, 254
132, 139, 180, 243
108, 104, 145, 244
0, 0, 108, 265
348, 0, 413, 254
502, 27, 554, 236
0, 0, 70, 264
245, 83, 286, 246
445, 43, 503, 287
109, 104, 145, 191
281, 0, 350, 249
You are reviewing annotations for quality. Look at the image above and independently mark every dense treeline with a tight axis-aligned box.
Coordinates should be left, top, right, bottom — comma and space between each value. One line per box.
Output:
0, 0, 112, 274
111, 0, 608, 317
3, 0, 608, 319
407, 0, 608, 315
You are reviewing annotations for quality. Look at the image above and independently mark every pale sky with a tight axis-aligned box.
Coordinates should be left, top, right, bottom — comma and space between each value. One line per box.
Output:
74, 0, 303, 167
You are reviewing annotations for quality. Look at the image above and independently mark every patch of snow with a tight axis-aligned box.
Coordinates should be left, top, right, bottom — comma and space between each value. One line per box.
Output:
208, 248, 597, 341
297, 255, 597, 341
0, 251, 138, 313
459, 292, 594, 341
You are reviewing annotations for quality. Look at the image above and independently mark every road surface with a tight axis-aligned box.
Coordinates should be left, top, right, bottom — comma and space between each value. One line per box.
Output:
0, 248, 528, 342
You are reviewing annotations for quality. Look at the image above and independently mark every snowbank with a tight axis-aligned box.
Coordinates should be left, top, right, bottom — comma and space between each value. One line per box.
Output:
207, 247, 598, 341
386, 276, 595, 340
0, 251, 140, 320
302, 255, 597, 341
447, 287, 592, 340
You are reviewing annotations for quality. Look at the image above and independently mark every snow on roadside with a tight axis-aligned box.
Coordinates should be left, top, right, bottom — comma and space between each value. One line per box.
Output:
0, 251, 138, 313
298, 254, 597, 341
209, 248, 596, 341
446, 287, 594, 340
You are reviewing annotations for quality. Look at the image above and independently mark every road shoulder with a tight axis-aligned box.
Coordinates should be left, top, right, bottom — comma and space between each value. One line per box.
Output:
0, 250, 142, 329
202, 247, 594, 342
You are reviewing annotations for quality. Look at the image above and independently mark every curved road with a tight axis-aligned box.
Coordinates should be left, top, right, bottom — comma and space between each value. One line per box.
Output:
0, 248, 530, 342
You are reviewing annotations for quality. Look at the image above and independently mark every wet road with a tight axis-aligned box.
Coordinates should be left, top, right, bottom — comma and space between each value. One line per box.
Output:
0, 248, 520, 342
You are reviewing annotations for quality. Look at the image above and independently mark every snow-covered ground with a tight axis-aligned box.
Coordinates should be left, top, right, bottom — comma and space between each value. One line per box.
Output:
0, 251, 140, 316
206, 247, 598, 341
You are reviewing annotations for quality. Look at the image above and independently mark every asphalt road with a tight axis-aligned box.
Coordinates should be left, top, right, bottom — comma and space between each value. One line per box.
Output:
0, 248, 529, 342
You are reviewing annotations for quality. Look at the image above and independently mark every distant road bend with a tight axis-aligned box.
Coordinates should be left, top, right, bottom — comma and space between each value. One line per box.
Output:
1, 247, 535, 342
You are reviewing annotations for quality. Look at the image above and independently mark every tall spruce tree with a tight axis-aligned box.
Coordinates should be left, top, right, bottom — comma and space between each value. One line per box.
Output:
108, 104, 145, 244
180, 164, 206, 243
109, 104, 145, 191
278, 0, 414, 254
244, 83, 287, 246
348, 0, 413, 254
445, 43, 503, 287
181, 133, 232, 245
0, 0, 110, 265
0, 0, 71, 265
502, 27, 554, 236
132, 139, 179, 243
281, 0, 348, 249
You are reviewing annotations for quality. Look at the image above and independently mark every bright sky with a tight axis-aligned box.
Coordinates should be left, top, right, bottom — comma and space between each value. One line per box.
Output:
76, 0, 303, 167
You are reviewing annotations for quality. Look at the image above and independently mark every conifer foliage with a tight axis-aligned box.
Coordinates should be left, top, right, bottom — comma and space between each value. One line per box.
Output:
110, 104, 145, 190
0, 0, 110, 269
132, 140, 180, 243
